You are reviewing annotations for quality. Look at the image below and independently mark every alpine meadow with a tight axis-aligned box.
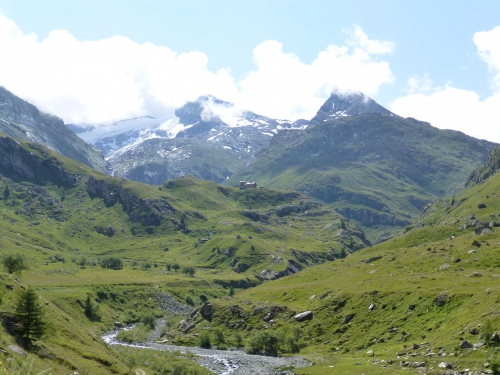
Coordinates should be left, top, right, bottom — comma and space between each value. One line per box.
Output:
1, 3, 500, 375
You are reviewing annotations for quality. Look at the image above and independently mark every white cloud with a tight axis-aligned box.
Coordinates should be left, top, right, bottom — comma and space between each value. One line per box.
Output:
390, 26, 500, 143
404, 73, 437, 94
474, 25, 500, 90
236, 27, 395, 120
391, 86, 500, 142
0, 13, 394, 124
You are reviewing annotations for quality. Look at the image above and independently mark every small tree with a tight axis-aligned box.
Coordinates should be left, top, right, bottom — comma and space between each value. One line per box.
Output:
166, 263, 172, 271
232, 332, 243, 348
213, 329, 225, 345
3, 184, 10, 201
140, 312, 156, 329
3, 254, 28, 275
172, 263, 180, 272
228, 286, 235, 297
199, 332, 211, 348
131, 260, 138, 270
16, 287, 46, 346
84, 295, 100, 321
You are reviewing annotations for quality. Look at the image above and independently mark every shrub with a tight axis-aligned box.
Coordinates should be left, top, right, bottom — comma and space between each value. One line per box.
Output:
213, 329, 225, 345
182, 266, 196, 277
84, 295, 101, 321
199, 332, 211, 348
185, 296, 195, 306
140, 312, 156, 329
232, 332, 243, 348
2, 254, 28, 275
247, 331, 279, 356
100, 256, 123, 270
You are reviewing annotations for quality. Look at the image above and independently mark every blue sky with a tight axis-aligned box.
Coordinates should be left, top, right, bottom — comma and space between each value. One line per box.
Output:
1, 0, 499, 141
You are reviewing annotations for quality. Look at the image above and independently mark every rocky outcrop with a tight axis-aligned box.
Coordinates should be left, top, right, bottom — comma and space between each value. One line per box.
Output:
0, 137, 80, 186
258, 260, 303, 281
336, 207, 411, 227
85, 176, 176, 226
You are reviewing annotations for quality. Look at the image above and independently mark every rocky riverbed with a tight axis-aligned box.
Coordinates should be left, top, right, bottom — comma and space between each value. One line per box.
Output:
102, 321, 311, 375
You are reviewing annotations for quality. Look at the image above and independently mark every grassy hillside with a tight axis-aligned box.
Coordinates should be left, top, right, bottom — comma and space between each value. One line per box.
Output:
0, 134, 372, 374
195, 159, 500, 374
227, 114, 496, 243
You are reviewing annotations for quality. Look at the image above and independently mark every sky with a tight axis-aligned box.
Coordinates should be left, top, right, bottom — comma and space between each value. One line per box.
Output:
0, 0, 500, 142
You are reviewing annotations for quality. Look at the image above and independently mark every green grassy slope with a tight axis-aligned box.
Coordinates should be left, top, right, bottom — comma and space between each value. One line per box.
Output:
227, 114, 496, 243
197, 157, 500, 374
0, 133, 373, 374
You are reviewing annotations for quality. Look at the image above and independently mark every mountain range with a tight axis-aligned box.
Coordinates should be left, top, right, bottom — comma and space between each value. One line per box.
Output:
2, 86, 497, 242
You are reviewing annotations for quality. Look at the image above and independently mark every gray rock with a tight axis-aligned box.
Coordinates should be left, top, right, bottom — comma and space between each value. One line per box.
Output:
8, 345, 26, 357
472, 240, 481, 247
412, 362, 426, 368
200, 302, 214, 317
460, 340, 473, 349
435, 294, 448, 306
294, 311, 313, 322
342, 314, 355, 324
412, 343, 420, 350
438, 362, 452, 369
478, 203, 487, 209
490, 331, 500, 342
368, 303, 376, 311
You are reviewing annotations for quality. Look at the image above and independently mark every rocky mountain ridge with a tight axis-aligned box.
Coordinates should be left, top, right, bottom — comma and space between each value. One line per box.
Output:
0, 86, 106, 172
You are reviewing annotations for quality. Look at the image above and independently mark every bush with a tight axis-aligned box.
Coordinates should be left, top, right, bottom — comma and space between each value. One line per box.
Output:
232, 332, 243, 348
2, 254, 28, 274
185, 296, 195, 306
100, 256, 123, 270
213, 329, 225, 345
140, 312, 156, 329
247, 331, 279, 356
84, 295, 101, 321
182, 266, 196, 277
199, 332, 211, 348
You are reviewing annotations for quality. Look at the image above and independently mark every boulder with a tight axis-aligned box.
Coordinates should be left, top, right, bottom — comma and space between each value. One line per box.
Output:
200, 302, 214, 317
408, 304, 416, 310
411, 343, 420, 350
439, 362, 452, 369
183, 323, 196, 333
113, 322, 123, 329
472, 240, 481, 247
434, 294, 448, 306
8, 345, 26, 357
490, 331, 500, 343
294, 311, 313, 322
263, 312, 273, 322
342, 314, 355, 324
460, 340, 473, 349
478, 203, 487, 209
368, 303, 375, 311
413, 362, 426, 368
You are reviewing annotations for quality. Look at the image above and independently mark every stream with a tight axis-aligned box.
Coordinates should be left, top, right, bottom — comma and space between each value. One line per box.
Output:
102, 324, 311, 375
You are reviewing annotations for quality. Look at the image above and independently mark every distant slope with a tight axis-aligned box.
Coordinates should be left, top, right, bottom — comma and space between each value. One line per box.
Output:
0, 134, 369, 284
0, 86, 106, 172
228, 113, 496, 242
